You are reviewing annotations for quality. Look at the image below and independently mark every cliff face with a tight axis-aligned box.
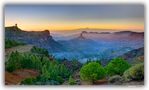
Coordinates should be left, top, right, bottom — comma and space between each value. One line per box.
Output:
5, 26, 65, 52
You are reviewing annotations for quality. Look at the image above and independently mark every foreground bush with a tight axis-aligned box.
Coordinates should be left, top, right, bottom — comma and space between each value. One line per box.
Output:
123, 63, 144, 81
80, 62, 106, 82
6, 49, 71, 85
108, 75, 123, 85
6, 51, 42, 72
68, 76, 76, 85
21, 77, 36, 85
85, 59, 101, 65
39, 59, 70, 84
6, 51, 23, 72
105, 57, 131, 76
21, 53, 42, 70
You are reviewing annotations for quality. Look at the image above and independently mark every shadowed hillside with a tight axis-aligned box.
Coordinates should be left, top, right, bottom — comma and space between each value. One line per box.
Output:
5, 25, 66, 52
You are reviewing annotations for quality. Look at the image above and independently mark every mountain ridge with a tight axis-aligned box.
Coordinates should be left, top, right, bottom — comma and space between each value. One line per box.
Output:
5, 25, 65, 52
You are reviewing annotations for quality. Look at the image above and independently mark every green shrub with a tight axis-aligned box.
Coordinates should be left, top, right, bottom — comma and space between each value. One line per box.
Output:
6, 51, 42, 72
5, 48, 71, 85
68, 76, 76, 85
105, 57, 131, 76
6, 51, 23, 72
123, 63, 144, 81
80, 62, 106, 82
56, 76, 64, 84
21, 77, 36, 85
40, 60, 70, 84
5, 39, 25, 48
20, 53, 42, 70
33, 76, 60, 85
6, 63, 17, 72
85, 59, 101, 65
108, 75, 123, 85
31, 46, 49, 57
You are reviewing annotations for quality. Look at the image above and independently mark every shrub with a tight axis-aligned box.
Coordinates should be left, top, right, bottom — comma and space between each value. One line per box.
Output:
123, 63, 144, 81
40, 60, 70, 84
6, 51, 42, 72
56, 76, 64, 84
31, 46, 49, 57
5, 48, 71, 85
6, 51, 23, 72
68, 76, 76, 85
6, 62, 17, 72
108, 75, 123, 85
61, 59, 82, 74
21, 77, 36, 85
20, 53, 42, 70
85, 59, 101, 65
5, 39, 25, 48
80, 62, 106, 82
105, 57, 131, 76
45, 80, 60, 85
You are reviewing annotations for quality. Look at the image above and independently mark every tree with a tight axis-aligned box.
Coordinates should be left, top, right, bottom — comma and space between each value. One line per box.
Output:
105, 57, 131, 76
21, 77, 36, 85
80, 62, 106, 82
40, 59, 70, 84
123, 63, 144, 81
68, 76, 76, 85
31, 46, 49, 57
6, 51, 42, 72
6, 51, 23, 72
5, 39, 25, 48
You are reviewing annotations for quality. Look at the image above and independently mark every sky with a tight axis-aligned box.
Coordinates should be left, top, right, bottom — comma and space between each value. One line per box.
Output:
5, 4, 144, 31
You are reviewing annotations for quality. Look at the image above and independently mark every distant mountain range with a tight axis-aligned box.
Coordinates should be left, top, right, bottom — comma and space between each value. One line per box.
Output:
52, 30, 144, 41
5, 25, 144, 61
82, 31, 144, 41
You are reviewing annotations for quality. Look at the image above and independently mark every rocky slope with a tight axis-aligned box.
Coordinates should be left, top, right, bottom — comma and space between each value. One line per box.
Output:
120, 47, 144, 63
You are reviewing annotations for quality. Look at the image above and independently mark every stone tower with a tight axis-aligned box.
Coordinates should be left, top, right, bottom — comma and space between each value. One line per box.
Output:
15, 24, 17, 27
13, 23, 20, 31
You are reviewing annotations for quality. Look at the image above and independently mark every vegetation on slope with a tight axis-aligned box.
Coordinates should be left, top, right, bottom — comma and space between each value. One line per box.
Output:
5, 47, 70, 85
6, 51, 42, 72
5, 38, 25, 48
105, 57, 131, 76
80, 62, 106, 82
5, 41, 144, 85
123, 63, 144, 81
31, 46, 49, 57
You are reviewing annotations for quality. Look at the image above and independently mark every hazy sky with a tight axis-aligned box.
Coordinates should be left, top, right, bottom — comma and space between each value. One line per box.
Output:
5, 4, 144, 31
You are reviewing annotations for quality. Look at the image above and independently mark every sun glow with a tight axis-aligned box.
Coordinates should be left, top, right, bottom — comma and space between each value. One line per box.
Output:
5, 20, 144, 31
5, 5, 144, 31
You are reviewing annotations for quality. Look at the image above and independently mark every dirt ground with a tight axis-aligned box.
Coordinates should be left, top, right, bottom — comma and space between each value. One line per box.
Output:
5, 69, 39, 85
5, 45, 33, 55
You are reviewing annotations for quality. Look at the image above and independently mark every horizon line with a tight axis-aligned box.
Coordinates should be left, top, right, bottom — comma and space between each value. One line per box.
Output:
5, 25, 144, 32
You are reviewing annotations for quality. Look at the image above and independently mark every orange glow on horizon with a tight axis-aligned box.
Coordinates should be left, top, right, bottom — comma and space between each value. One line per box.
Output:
5, 19, 144, 31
